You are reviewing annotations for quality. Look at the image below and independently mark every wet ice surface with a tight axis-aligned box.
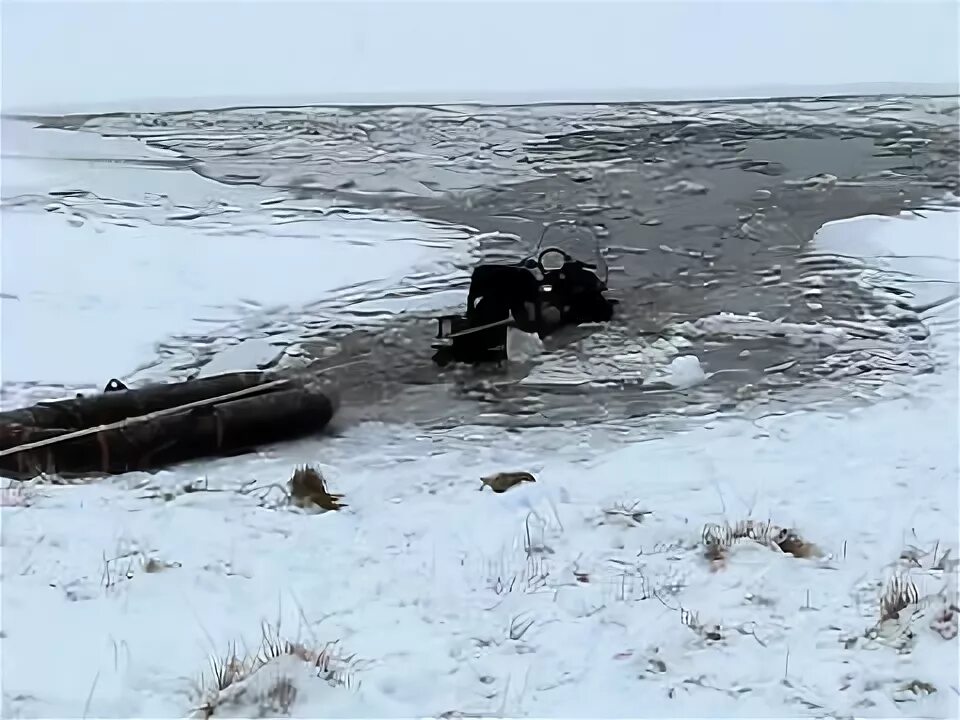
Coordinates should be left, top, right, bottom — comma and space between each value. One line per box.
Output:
2, 95, 958, 434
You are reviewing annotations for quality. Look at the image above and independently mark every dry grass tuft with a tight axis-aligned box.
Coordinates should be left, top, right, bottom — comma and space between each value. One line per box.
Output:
680, 607, 724, 642
206, 641, 252, 695
862, 563, 960, 650
701, 519, 822, 570
879, 573, 921, 623
258, 625, 355, 683
223, 465, 346, 513
652, 590, 724, 643
143, 556, 181, 573
899, 541, 959, 573
479, 471, 536, 494
138, 466, 349, 514
599, 500, 652, 527
774, 529, 822, 559
893, 679, 938, 702
194, 622, 355, 719
101, 549, 181, 590
289, 465, 345, 511
139, 477, 227, 502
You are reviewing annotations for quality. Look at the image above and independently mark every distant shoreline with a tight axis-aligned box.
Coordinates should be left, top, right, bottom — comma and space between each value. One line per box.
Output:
3, 82, 956, 118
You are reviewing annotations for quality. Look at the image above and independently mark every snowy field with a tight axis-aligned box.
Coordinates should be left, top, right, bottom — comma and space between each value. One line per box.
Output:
3, 3, 959, 717
2, 206, 957, 717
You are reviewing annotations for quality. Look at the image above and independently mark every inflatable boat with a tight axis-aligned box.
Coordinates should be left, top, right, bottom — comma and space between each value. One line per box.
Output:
0, 371, 337, 480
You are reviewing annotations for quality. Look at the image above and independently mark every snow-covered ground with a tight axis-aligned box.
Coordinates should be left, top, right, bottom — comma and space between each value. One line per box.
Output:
3, 2, 957, 714
0, 121, 474, 386
2, 207, 957, 717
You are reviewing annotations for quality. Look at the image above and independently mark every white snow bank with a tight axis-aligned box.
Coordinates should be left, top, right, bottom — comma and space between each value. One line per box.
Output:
2, 340, 956, 717
814, 209, 959, 315
0, 209, 444, 385
1, 212, 957, 718
814, 208, 959, 359
0, 124, 471, 386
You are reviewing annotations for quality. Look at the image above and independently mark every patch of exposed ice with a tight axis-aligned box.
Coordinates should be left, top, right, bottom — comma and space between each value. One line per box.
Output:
506, 327, 545, 364
519, 332, 691, 387
676, 312, 851, 347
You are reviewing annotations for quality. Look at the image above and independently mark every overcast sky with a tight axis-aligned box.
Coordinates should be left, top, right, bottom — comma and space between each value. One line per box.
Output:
2, 0, 957, 113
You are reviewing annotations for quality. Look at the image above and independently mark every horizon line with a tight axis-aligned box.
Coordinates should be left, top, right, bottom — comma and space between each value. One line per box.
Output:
4, 81, 957, 119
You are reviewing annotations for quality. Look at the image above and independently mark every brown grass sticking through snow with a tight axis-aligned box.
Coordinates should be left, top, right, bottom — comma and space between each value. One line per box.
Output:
193, 622, 356, 718
100, 547, 182, 593
479, 471, 536, 494
879, 573, 922, 624
136, 466, 347, 513
287, 466, 346, 511
701, 519, 823, 571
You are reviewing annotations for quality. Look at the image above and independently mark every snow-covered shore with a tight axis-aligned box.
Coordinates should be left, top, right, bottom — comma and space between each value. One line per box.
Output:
0, 119, 475, 387
2, 208, 957, 718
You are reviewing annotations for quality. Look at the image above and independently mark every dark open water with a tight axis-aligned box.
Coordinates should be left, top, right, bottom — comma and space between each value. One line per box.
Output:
7, 95, 959, 432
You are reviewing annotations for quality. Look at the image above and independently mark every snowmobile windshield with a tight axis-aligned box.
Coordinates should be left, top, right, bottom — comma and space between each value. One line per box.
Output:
530, 220, 609, 283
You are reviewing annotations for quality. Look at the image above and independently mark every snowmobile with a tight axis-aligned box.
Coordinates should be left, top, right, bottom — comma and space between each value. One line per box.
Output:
432, 221, 617, 366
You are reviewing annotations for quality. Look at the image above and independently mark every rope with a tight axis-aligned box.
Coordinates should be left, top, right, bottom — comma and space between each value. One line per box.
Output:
0, 359, 365, 460
445, 317, 516, 338
0, 378, 291, 459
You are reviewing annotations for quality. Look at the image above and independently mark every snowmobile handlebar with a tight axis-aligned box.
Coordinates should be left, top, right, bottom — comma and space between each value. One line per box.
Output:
537, 246, 597, 274
534, 218, 607, 284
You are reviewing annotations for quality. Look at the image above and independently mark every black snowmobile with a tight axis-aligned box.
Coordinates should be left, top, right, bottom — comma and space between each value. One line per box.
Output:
432, 221, 617, 367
